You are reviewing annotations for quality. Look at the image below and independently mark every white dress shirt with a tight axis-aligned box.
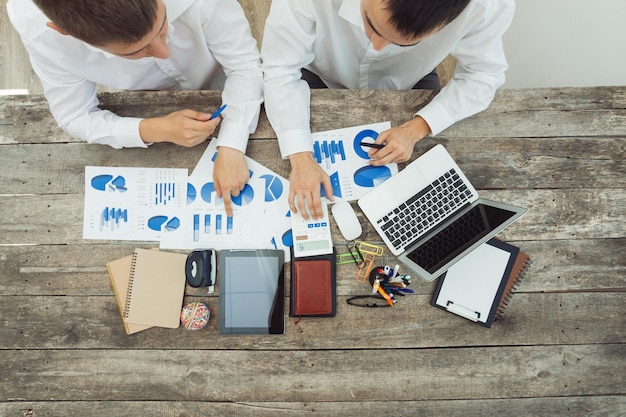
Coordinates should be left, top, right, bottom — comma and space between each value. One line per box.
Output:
7, 0, 263, 151
261, 0, 515, 158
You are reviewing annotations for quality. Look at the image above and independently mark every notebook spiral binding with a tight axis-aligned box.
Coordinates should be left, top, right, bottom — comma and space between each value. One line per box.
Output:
123, 251, 139, 319
495, 257, 531, 320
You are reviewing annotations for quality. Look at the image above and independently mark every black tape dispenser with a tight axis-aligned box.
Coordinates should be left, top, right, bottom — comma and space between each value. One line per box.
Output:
185, 250, 216, 293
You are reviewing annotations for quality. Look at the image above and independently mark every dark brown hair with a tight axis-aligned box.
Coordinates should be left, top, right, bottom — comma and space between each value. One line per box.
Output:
33, 0, 159, 46
384, 0, 471, 38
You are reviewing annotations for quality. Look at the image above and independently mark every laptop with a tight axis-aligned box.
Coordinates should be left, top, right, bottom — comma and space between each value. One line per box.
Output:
357, 144, 527, 282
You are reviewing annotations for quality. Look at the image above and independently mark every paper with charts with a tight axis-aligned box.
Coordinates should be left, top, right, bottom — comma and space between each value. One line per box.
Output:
160, 139, 293, 254
83, 166, 188, 241
312, 121, 398, 201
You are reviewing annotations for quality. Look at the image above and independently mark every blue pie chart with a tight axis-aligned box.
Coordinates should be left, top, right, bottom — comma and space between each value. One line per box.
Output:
91, 175, 113, 191
200, 182, 216, 203
354, 165, 393, 187
148, 216, 181, 231
187, 183, 197, 204
110, 175, 126, 190
232, 184, 254, 206
282, 230, 293, 247
165, 217, 180, 231
353, 129, 379, 159
147, 215, 168, 231
260, 174, 284, 202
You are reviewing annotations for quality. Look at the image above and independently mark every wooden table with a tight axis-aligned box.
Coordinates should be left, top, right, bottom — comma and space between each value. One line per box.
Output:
1, 87, 624, 416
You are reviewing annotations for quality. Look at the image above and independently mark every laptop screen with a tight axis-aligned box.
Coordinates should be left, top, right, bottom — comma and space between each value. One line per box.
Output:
405, 203, 518, 274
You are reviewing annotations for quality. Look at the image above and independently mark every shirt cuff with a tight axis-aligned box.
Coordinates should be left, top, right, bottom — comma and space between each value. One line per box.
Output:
415, 100, 455, 137
277, 128, 313, 159
216, 120, 250, 154
114, 117, 149, 148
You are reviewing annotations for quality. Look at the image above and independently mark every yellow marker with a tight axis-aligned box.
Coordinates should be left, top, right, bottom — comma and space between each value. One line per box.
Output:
377, 285, 394, 307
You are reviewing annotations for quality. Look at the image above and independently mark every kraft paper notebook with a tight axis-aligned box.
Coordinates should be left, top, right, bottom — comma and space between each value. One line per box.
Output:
106, 255, 152, 335
431, 238, 530, 328
123, 248, 187, 329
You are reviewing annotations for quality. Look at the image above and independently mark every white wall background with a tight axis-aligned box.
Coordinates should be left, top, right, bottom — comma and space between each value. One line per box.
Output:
502, 0, 626, 88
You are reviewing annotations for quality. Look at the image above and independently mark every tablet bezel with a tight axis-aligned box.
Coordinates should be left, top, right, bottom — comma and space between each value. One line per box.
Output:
218, 249, 285, 335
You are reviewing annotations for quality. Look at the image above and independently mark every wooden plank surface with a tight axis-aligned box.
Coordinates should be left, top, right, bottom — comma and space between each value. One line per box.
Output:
1, 189, 624, 245
2, 397, 625, 417
1, 136, 624, 194
2, 87, 626, 145
2, 345, 624, 401
1, 239, 623, 296
0, 292, 624, 350
1, 87, 625, 416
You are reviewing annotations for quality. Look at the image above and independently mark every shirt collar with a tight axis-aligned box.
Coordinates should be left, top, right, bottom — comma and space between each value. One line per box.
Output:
339, 0, 365, 31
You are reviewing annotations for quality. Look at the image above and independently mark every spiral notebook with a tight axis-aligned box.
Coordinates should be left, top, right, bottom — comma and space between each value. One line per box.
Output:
123, 248, 187, 329
431, 238, 530, 327
106, 254, 152, 335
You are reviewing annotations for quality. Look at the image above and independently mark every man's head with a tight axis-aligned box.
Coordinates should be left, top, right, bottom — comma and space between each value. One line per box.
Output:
361, 0, 471, 50
34, 0, 169, 59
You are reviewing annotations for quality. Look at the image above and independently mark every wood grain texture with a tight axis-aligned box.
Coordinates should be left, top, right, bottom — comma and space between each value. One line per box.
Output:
1, 189, 624, 245
0, 239, 623, 296
1, 345, 624, 401
1, 87, 624, 414
1, 136, 624, 194
2, 397, 625, 417
2, 87, 625, 145
0, 293, 624, 350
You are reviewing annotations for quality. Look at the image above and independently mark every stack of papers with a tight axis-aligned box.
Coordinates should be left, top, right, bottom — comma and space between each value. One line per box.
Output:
83, 139, 292, 256
83, 123, 398, 260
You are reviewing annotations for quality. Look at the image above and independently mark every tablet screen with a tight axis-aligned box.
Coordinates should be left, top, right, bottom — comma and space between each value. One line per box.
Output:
219, 250, 285, 334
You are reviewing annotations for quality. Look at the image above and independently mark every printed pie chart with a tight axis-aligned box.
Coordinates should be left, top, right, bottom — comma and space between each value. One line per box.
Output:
148, 216, 181, 231
353, 165, 392, 187
282, 230, 293, 247
165, 217, 180, 231
353, 129, 380, 159
91, 174, 113, 191
200, 182, 216, 203
147, 215, 168, 231
110, 175, 126, 191
260, 174, 284, 202
231, 184, 254, 206
187, 183, 197, 204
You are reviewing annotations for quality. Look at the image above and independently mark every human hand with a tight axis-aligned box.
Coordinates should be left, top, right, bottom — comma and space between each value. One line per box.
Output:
213, 146, 250, 217
139, 109, 221, 147
288, 152, 334, 220
367, 116, 432, 166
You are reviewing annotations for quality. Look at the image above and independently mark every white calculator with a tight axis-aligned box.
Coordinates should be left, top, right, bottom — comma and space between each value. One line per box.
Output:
291, 201, 334, 258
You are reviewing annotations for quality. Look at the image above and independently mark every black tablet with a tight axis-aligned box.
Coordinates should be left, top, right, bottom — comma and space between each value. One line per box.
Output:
218, 249, 285, 335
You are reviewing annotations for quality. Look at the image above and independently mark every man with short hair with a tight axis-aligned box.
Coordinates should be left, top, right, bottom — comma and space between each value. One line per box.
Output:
8, 0, 263, 216
262, 0, 515, 219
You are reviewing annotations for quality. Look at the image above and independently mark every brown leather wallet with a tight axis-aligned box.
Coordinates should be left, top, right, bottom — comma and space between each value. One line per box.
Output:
290, 249, 336, 317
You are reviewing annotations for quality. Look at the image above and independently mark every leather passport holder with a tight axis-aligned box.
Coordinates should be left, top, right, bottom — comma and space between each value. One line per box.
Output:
290, 249, 336, 317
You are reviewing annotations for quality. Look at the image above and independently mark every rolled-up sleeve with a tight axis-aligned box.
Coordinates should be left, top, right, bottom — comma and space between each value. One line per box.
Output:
417, 1, 515, 135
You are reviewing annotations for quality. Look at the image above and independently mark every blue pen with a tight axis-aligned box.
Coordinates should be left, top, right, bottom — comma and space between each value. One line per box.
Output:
210, 104, 227, 120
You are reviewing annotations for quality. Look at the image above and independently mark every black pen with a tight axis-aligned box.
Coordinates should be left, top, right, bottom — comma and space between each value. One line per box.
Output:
360, 141, 385, 149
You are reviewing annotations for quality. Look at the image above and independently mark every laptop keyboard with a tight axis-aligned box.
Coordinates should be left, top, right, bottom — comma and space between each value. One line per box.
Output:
405, 204, 489, 272
377, 168, 473, 250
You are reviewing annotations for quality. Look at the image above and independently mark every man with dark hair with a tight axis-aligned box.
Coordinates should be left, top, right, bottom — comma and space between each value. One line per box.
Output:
262, 0, 515, 219
7, 0, 263, 216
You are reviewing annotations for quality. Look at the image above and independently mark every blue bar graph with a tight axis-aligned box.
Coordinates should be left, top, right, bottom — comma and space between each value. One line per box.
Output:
216, 214, 222, 235
193, 214, 200, 242
313, 139, 347, 166
101, 207, 128, 230
204, 214, 211, 233
155, 182, 177, 205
